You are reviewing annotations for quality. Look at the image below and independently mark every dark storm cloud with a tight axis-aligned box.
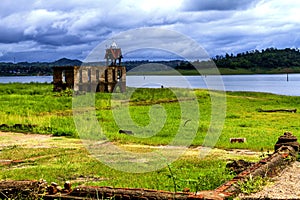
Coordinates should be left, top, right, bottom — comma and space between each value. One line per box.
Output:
0, 0, 299, 62
181, 0, 259, 11
0, 0, 36, 17
0, 28, 23, 44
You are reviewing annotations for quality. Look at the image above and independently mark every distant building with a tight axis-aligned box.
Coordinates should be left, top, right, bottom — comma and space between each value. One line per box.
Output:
53, 42, 126, 93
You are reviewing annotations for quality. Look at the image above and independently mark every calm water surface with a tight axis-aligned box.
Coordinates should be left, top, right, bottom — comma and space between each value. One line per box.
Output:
0, 76, 53, 84
127, 74, 300, 96
0, 74, 299, 96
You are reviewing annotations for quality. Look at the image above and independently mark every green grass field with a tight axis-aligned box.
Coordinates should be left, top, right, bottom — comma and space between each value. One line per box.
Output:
0, 140, 243, 192
1, 83, 299, 151
0, 83, 299, 192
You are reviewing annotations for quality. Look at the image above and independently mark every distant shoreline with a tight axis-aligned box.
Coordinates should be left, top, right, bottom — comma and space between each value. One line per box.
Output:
1, 68, 300, 77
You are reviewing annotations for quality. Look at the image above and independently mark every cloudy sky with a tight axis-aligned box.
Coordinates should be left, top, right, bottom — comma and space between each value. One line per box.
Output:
0, 0, 300, 62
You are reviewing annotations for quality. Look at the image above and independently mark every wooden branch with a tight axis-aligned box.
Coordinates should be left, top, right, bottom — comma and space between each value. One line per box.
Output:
258, 108, 297, 113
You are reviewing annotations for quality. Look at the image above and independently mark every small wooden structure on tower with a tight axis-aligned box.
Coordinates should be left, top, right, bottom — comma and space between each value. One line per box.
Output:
105, 41, 123, 66
53, 42, 126, 93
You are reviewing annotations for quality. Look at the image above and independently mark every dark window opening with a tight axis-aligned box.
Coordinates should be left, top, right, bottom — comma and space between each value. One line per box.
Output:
112, 69, 116, 81
105, 70, 108, 82
62, 70, 66, 83
96, 70, 100, 80
117, 69, 122, 80
79, 70, 83, 83
88, 69, 91, 83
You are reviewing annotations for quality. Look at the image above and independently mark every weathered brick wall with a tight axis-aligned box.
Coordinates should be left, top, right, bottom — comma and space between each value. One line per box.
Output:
73, 66, 126, 93
53, 66, 76, 92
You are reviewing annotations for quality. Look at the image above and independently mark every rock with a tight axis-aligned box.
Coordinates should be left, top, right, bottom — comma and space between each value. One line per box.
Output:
63, 181, 72, 192
275, 142, 300, 152
51, 182, 58, 187
274, 132, 299, 152
56, 186, 62, 192
47, 185, 58, 195
38, 179, 48, 192
226, 160, 254, 174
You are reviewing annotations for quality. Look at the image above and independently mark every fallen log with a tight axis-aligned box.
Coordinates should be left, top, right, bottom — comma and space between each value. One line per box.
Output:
50, 186, 224, 200
257, 108, 297, 113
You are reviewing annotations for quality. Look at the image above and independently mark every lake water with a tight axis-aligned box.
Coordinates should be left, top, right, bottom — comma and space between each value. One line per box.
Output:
0, 74, 299, 96
0, 76, 53, 84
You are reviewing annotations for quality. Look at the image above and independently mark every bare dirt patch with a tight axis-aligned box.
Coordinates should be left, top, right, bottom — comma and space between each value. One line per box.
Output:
0, 131, 262, 161
0, 131, 83, 149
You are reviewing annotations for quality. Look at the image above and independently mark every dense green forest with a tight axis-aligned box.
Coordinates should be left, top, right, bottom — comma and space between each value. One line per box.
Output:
212, 47, 300, 73
175, 47, 300, 74
1, 47, 300, 75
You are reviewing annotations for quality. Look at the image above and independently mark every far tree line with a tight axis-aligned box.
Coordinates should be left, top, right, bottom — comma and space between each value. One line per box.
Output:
212, 47, 300, 70
1, 47, 300, 76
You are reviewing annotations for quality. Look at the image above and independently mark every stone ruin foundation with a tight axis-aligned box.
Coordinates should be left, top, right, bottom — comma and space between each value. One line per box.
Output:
53, 65, 126, 93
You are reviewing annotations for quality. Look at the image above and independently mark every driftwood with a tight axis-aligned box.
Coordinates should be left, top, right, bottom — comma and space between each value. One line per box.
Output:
119, 130, 134, 135
258, 108, 297, 113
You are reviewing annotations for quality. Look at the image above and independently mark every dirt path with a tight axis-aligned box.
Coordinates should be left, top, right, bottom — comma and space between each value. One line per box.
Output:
238, 161, 300, 199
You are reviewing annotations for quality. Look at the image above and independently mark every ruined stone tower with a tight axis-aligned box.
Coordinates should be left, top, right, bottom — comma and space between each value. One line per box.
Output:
53, 42, 126, 93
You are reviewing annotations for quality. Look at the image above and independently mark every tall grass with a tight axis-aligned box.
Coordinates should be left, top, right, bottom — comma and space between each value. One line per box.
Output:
0, 83, 75, 136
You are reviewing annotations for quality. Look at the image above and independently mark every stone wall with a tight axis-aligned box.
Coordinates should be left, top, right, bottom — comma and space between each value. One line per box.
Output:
53, 65, 126, 93
53, 66, 75, 92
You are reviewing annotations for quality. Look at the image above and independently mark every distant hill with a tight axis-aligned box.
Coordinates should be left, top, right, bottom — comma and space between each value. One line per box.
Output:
53, 58, 82, 66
